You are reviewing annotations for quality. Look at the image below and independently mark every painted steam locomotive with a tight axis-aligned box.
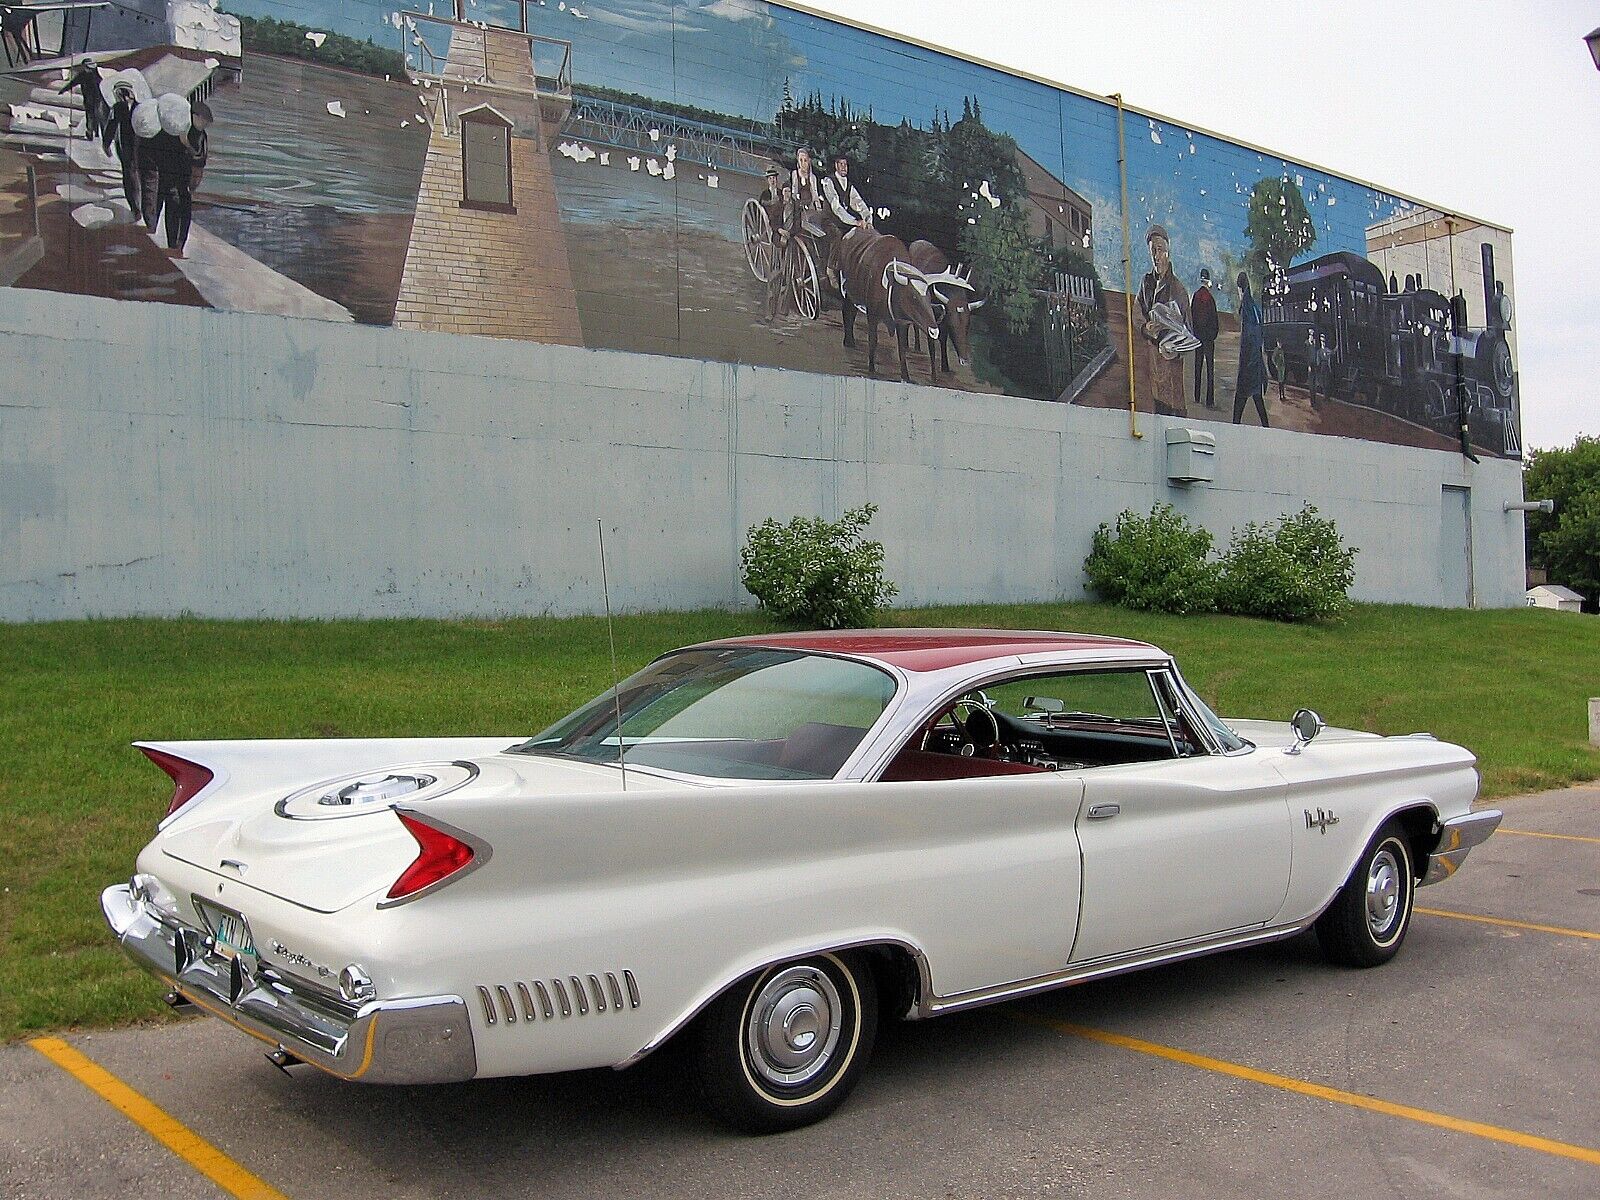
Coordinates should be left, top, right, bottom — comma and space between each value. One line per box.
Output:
1262, 243, 1518, 456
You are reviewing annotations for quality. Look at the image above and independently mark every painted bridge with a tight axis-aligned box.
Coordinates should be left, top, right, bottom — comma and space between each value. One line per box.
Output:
562, 94, 787, 177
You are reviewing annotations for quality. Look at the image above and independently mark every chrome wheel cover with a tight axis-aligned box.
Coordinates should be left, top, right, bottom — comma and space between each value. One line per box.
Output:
1366, 846, 1404, 940
744, 964, 844, 1090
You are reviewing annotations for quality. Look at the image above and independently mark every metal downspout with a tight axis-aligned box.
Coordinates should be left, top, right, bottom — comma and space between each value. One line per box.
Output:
1112, 93, 1141, 439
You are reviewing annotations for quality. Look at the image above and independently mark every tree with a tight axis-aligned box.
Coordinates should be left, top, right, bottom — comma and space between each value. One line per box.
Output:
1244, 177, 1316, 296
1524, 436, 1600, 612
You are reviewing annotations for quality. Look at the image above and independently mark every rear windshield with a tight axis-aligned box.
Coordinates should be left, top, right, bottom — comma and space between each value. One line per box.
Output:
511, 647, 897, 780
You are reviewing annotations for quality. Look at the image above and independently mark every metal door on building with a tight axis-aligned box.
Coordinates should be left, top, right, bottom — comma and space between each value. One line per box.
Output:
1440, 485, 1474, 607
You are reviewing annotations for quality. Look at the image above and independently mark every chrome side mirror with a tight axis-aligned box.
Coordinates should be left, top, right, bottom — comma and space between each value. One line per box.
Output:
1287, 708, 1325, 755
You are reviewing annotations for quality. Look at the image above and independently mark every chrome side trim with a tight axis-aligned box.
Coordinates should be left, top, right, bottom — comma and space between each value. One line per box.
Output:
606, 972, 625, 1010
1421, 809, 1503, 886
477, 986, 496, 1026
623, 970, 641, 1009
552, 977, 572, 1017
516, 982, 536, 1022
587, 974, 606, 1012
571, 976, 589, 1015
920, 920, 1314, 1017
496, 985, 516, 1023
534, 980, 554, 1019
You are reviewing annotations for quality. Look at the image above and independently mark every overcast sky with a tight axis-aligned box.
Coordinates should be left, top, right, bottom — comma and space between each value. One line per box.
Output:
801, 0, 1599, 451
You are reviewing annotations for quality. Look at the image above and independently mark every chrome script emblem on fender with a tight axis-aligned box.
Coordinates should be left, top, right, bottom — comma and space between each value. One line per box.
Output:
1305, 808, 1340, 834
269, 940, 336, 980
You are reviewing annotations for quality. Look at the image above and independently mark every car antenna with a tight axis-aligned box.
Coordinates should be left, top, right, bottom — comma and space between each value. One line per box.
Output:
597, 519, 628, 791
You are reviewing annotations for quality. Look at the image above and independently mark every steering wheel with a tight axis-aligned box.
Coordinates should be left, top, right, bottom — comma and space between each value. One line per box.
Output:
949, 697, 1003, 759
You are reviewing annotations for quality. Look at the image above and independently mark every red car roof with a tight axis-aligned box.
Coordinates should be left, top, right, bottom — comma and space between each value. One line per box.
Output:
697, 628, 1163, 673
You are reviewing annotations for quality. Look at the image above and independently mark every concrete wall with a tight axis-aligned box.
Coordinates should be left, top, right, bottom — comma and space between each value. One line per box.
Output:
0, 289, 1526, 622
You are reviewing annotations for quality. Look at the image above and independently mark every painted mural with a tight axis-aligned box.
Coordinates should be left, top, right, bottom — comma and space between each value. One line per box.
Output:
0, 0, 1521, 457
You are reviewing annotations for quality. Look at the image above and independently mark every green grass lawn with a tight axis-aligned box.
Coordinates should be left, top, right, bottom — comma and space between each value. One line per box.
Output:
2, 602, 1596, 1041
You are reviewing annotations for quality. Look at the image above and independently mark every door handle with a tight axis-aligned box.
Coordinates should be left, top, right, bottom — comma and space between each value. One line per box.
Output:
1087, 803, 1120, 820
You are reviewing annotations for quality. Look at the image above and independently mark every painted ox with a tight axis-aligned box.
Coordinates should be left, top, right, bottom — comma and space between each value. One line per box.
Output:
840, 229, 974, 383
907, 240, 985, 375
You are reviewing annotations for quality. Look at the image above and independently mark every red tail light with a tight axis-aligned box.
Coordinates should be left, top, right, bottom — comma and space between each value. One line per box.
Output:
385, 811, 479, 904
140, 747, 215, 818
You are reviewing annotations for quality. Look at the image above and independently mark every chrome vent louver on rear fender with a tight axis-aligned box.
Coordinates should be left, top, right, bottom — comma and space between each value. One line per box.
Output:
476, 970, 640, 1027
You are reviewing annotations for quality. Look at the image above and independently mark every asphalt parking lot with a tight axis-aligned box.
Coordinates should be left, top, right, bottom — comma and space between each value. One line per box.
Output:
4, 784, 1597, 1200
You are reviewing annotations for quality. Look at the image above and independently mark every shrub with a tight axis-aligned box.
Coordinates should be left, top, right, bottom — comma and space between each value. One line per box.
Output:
740, 504, 898, 629
1217, 504, 1357, 622
1083, 504, 1219, 614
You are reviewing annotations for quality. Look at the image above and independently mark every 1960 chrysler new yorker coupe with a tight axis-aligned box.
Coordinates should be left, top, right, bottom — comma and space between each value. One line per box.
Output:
104, 629, 1500, 1132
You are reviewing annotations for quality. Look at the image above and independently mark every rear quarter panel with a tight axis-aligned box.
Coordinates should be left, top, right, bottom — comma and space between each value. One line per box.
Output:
407, 772, 1086, 1077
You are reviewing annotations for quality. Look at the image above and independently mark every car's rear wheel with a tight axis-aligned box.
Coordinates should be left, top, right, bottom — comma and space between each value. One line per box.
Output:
1315, 820, 1415, 967
692, 951, 877, 1134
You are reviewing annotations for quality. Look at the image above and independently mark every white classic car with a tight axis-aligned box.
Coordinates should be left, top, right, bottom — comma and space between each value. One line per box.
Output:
104, 629, 1501, 1132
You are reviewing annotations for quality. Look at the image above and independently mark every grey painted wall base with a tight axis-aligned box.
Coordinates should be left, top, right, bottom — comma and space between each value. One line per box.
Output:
1, 289, 1526, 622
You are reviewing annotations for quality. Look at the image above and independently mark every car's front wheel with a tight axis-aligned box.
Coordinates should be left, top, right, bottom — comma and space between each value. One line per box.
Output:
1315, 820, 1416, 967
692, 951, 877, 1134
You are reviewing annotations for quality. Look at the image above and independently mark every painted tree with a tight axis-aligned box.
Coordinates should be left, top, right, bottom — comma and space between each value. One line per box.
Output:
775, 93, 868, 170
959, 202, 1040, 335
1244, 177, 1316, 296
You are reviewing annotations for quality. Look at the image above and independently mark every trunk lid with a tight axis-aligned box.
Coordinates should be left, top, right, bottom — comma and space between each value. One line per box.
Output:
149, 738, 677, 912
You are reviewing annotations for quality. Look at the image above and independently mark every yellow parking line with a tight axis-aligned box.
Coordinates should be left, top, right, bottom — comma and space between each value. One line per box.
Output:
1499, 828, 1600, 845
29, 1037, 291, 1200
1416, 907, 1600, 942
1014, 1015, 1600, 1167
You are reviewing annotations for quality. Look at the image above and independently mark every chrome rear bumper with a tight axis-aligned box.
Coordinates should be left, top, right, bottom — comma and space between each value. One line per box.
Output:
1420, 809, 1503, 886
102, 883, 476, 1084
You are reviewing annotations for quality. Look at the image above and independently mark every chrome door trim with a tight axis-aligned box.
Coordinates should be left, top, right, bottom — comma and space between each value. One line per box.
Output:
917, 919, 1313, 1017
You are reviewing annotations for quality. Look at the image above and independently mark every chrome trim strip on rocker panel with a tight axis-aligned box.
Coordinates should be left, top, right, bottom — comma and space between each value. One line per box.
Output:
918, 921, 1314, 1017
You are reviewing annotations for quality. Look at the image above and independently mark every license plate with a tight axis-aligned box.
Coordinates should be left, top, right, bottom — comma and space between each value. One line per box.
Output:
193, 898, 256, 960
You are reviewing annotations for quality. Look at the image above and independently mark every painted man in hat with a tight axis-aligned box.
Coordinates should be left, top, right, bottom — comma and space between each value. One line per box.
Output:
1136, 223, 1191, 416
820, 152, 871, 292
757, 162, 791, 321
56, 57, 108, 143
1190, 266, 1219, 409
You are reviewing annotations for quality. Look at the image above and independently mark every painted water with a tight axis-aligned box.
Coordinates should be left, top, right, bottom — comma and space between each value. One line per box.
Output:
549, 145, 752, 236
200, 53, 429, 214
194, 54, 428, 321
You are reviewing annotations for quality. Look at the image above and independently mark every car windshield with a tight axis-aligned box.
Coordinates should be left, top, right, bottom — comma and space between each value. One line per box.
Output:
510, 647, 897, 780
1177, 678, 1248, 752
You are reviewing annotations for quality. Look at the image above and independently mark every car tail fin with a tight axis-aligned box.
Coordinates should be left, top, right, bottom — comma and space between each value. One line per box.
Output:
380, 809, 490, 907
139, 745, 215, 820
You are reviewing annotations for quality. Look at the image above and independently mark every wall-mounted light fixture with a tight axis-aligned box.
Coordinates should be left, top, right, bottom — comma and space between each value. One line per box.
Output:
1505, 499, 1555, 514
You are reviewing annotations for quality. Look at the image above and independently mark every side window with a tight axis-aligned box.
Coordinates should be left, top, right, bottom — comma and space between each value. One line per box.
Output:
986, 668, 1201, 765
987, 671, 1163, 727
878, 667, 1206, 783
